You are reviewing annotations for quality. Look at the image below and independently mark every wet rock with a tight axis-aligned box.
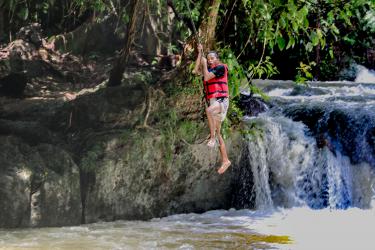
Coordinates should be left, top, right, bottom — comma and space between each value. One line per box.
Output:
83, 132, 241, 222
284, 103, 375, 167
237, 94, 267, 117
289, 84, 330, 96
231, 146, 256, 209
338, 63, 375, 82
0, 136, 81, 228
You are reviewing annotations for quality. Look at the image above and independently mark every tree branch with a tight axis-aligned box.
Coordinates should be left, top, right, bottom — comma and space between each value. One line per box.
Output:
166, 0, 195, 33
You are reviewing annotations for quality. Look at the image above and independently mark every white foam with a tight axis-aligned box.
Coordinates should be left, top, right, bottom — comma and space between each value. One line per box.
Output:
267, 88, 293, 97
233, 206, 375, 250
355, 65, 375, 83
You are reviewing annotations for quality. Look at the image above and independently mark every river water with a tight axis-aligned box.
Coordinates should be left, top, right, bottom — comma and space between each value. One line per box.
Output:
0, 206, 374, 249
1, 77, 375, 249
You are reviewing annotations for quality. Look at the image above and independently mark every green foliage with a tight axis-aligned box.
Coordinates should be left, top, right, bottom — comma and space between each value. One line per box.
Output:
81, 144, 103, 172
1, 0, 116, 40
227, 100, 244, 125
295, 61, 316, 84
176, 120, 204, 143
166, 63, 202, 97
132, 70, 153, 84
247, 56, 279, 80
219, 47, 247, 98
220, 0, 375, 80
241, 121, 264, 140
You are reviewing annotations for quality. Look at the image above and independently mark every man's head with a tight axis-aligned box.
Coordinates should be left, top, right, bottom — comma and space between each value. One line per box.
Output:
207, 51, 219, 67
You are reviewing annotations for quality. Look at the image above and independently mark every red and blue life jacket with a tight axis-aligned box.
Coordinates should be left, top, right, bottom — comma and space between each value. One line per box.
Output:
203, 64, 229, 100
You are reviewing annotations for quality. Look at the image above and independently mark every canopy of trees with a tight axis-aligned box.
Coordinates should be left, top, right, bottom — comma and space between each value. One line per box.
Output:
1, 0, 374, 82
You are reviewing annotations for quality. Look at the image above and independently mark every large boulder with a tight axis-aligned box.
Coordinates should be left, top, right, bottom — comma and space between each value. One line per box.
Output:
83, 131, 241, 222
0, 136, 81, 228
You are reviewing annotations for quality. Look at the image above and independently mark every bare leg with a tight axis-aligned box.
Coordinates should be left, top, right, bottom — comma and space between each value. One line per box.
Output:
205, 107, 216, 141
206, 102, 221, 146
215, 118, 231, 174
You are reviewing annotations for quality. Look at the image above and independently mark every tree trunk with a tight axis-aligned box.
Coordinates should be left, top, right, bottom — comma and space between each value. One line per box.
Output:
0, 3, 4, 41
143, 0, 162, 60
181, 0, 222, 63
166, 4, 174, 55
107, 0, 142, 87
199, 0, 222, 51
0, 13, 3, 41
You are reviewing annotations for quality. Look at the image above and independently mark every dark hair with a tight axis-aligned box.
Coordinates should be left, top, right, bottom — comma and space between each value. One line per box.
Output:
207, 51, 219, 59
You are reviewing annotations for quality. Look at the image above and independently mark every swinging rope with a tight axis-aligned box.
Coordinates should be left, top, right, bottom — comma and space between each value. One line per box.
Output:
184, 0, 204, 56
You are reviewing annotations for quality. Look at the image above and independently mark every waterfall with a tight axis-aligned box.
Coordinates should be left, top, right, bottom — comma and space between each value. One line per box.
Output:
355, 65, 375, 83
247, 134, 273, 209
241, 113, 375, 210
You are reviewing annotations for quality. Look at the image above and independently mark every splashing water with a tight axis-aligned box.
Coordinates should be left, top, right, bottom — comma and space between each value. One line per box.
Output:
241, 114, 375, 210
355, 65, 375, 83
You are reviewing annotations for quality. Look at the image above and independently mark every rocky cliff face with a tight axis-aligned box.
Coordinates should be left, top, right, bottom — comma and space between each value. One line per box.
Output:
0, 74, 244, 228
0, 23, 248, 228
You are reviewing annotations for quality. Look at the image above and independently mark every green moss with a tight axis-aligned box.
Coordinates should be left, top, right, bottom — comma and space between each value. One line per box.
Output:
81, 144, 104, 172
176, 120, 202, 143
241, 125, 264, 141
160, 126, 176, 165
164, 66, 202, 97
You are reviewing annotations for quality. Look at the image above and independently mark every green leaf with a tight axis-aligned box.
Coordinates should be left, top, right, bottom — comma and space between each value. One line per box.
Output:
329, 48, 334, 59
279, 15, 287, 29
269, 40, 274, 49
277, 36, 286, 50
331, 24, 340, 35
310, 31, 319, 46
300, 6, 308, 17
303, 16, 309, 29
316, 28, 323, 40
320, 37, 326, 48
292, 21, 299, 32
286, 36, 295, 49
327, 11, 335, 23
306, 42, 313, 52
18, 7, 29, 21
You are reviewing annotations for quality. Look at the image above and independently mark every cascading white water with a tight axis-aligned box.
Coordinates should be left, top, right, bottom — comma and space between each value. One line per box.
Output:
326, 152, 353, 208
355, 65, 375, 83
244, 113, 375, 210
245, 115, 315, 209
246, 133, 274, 209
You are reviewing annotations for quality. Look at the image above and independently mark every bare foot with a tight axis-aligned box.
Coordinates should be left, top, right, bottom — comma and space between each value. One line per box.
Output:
207, 138, 216, 148
217, 161, 231, 174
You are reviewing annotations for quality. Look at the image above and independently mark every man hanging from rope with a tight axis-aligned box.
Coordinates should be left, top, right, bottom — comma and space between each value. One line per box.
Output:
192, 44, 231, 174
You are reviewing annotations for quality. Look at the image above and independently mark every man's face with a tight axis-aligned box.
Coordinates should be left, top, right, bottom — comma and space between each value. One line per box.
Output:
207, 53, 218, 67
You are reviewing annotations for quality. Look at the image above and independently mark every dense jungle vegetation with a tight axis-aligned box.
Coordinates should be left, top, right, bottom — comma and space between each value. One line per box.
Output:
1, 0, 374, 83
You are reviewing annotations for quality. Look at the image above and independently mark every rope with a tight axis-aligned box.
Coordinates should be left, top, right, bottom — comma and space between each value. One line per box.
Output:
184, 0, 199, 42
184, 0, 204, 56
